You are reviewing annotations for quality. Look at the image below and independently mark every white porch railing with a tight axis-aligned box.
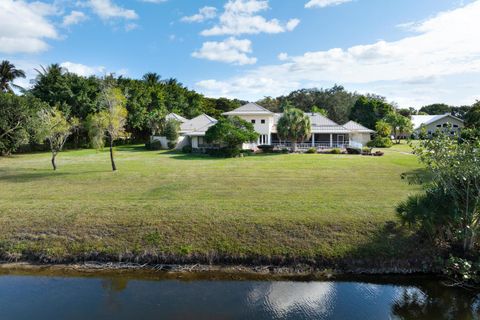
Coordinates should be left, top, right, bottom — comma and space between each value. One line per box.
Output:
272, 142, 356, 150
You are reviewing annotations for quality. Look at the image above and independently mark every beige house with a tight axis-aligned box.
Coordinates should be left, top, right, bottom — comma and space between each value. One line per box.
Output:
153, 103, 374, 151
412, 114, 464, 137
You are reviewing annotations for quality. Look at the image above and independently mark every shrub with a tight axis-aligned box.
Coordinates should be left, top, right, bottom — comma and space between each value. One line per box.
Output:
362, 147, 371, 153
258, 145, 275, 153
305, 147, 317, 154
367, 136, 393, 148
206, 147, 241, 158
182, 145, 192, 153
145, 140, 162, 150
167, 141, 176, 150
281, 148, 289, 154
346, 147, 361, 155
374, 151, 384, 157
331, 148, 342, 154
241, 149, 253, 156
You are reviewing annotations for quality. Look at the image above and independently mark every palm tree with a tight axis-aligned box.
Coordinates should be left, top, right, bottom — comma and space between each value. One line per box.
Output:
0, 60, 26, 93
142, 72, 161, 86
277, 107, 312, 152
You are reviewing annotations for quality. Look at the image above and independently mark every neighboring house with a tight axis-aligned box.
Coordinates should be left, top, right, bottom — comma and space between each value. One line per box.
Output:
152, 104, 375, 151
411, 114, 464, 137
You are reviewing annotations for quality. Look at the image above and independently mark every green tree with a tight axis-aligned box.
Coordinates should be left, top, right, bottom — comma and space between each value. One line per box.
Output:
419, 103, 451, 115
375, 120, 392, 137
311, 105, 328, 117
36, 107, 79, 170
384, 112, 413, 144
87, 83, 128, 171
464, 101, 480, 128
0, 60, 26, 93
277, 107, 312, 152
397, 131, 480, 253
0, 94, 44, 155
205, 116, 258, 156
142, 72, 161, 86
350, 95, 394, 129
164, 119, 180, 144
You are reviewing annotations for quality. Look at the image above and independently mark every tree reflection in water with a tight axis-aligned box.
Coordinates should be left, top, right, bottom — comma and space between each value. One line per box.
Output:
392, 282, 480, 319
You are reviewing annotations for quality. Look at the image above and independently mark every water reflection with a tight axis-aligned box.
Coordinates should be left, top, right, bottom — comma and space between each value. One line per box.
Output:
0, 273, 479, 320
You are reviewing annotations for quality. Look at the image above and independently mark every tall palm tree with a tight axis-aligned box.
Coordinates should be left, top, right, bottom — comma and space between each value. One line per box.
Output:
0, 60, 26, 93
142, 72, 161, 86
277, 107, 312, 152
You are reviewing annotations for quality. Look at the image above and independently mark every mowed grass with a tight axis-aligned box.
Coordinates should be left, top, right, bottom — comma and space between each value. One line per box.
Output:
0, 144, 425, 264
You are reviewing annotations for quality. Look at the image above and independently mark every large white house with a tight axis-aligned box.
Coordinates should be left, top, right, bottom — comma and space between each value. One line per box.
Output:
154, 103, 374, 151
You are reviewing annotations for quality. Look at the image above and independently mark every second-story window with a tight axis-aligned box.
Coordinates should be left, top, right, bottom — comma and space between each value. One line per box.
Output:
251, 120, 256, 124
261, 119, 266, 124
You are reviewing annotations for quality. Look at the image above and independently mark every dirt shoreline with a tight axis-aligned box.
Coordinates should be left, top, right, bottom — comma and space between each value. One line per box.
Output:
0, 259, 441, 280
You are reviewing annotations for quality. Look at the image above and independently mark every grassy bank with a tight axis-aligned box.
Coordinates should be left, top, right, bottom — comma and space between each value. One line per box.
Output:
0, 144, 432, 269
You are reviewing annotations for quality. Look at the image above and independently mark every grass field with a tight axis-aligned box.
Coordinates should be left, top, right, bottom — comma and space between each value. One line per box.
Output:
0, 144, 428, 266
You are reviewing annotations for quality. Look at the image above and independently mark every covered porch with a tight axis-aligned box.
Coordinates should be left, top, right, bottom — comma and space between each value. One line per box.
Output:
271, 133, 352, 150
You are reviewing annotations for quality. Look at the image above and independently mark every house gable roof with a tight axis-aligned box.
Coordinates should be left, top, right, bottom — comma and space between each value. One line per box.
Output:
272, 112, 350, 134
180, 114, 217, 135
343, 121, 375, 133
412, 114, 464, 130
166, 113, 188, 123
222, 103, 274, 116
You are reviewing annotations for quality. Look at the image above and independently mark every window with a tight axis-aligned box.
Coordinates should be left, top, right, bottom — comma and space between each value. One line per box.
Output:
258, 135, 268, 145
261, 119, 266, 124
436, 124, 441, 128
251, 119, 256, 124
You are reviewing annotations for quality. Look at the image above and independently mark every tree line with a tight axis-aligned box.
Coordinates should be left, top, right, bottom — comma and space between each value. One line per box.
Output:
1, 59, 480, 166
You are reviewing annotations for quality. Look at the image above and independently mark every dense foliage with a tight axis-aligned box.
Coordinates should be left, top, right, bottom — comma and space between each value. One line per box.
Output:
277, 107, 312, 151
0, 93, 45, 155
397, 131, 480, 253
350, 95, 395, 129
205, 116, 258, 157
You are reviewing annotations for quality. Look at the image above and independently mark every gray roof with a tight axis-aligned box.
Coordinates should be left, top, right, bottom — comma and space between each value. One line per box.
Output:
411, 114, 464, 130
223, 103, 273, 116
343, 121, 375, 133
180, 114, 217, 135
166, 113, 188, 123
274, 112, 350, 134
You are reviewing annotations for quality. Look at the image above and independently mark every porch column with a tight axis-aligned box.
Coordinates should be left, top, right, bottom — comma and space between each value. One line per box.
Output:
311, 134, 315, 147
330, 134, 333, 147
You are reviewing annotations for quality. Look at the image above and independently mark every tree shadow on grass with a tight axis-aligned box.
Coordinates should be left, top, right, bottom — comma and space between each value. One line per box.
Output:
0, 168, 107, 183
339, 221, 440, 272
400, 168, 432, 186
116, 145, 147, 153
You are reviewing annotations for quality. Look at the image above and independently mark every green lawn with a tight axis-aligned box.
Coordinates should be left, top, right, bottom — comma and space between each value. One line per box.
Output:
0, 144, 428, 265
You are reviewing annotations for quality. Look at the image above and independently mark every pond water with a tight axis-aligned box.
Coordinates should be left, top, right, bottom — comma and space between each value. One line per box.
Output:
0, 271, 479, 319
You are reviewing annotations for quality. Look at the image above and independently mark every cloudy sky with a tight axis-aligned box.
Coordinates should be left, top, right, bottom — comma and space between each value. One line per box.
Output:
1, 0, 479, 107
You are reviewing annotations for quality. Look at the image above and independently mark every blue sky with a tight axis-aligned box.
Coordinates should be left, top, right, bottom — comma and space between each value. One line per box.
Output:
1, 0, 479, 107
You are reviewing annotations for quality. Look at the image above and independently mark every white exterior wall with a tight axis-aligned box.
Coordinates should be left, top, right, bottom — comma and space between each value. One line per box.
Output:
350, 133, 371, 146
151, 135, 188, 150
191, 136, 199, 149
235, 114, 274, 145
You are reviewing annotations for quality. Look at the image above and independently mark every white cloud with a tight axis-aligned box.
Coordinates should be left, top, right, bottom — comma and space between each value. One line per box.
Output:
181, 6, 217, 23
62, 11, 88, 27
86, 0, 138, 20
305, 0, 353, 8
278, 52, 289, 61
201, 0, 300, 36
60, 62, 106, 76
192, 37, 257, 65
196, 1, 480, 107
0, 0, 58, 54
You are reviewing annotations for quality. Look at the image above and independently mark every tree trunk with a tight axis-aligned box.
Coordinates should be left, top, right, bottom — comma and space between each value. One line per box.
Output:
51, 152, 57, 171
292, 142, 297, 153
109, 136, 117, 171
